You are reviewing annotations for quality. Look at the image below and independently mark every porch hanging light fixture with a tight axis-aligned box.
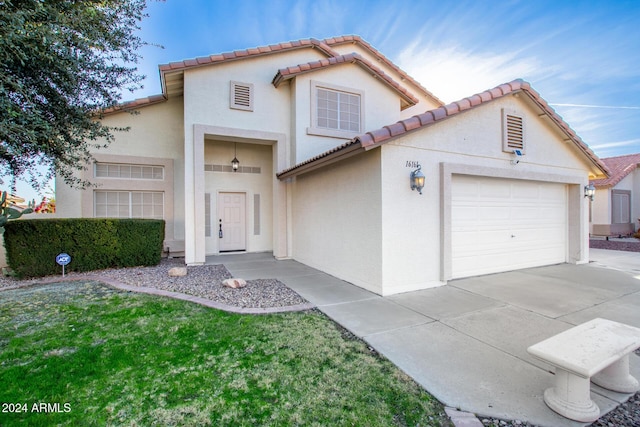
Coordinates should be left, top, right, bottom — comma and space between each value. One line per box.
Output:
231, 143, 240, 172
584, 183, 595, 201
410, 164, 425, 195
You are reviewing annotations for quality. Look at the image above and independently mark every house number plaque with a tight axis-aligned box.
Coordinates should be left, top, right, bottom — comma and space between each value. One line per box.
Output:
405, 161, 420, 168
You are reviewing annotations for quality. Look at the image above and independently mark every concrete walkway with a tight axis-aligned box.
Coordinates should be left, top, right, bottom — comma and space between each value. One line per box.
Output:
207, 250, 640, 427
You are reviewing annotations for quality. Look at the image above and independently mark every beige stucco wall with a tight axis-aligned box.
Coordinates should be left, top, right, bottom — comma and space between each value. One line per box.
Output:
591, 188, 611, 232
55, 97, 185, 249
291, 149, 383, 294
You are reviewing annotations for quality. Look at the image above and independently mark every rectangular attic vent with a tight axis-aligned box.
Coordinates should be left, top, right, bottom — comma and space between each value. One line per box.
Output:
502, 109, 525, 153
230, 81, 253, 111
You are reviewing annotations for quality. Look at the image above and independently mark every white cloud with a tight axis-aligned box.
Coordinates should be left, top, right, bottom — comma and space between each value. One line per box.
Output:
396, 42, 544, 103
590, 139, 640, 150
550, 103, 640, 110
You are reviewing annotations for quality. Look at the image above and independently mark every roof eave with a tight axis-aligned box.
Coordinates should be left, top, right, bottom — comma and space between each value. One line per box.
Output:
276, 141, 364, 180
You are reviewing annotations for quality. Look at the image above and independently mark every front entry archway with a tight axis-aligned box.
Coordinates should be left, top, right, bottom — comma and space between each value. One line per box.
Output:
185, 124, 290, 265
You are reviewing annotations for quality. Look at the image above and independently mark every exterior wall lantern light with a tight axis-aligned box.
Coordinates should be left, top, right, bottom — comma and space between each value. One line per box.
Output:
584, 183, 595, 201
231, 143, 240, 172
410, 164, 425, 195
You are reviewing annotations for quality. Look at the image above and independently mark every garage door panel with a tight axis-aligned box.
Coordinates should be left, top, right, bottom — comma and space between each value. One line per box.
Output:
452, 176, 567, 279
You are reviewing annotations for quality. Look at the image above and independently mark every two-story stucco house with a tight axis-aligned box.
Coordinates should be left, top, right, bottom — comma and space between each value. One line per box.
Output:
55, 35, 609, 295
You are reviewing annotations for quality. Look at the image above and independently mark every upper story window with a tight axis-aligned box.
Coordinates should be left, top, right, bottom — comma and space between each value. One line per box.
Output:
317, 88, 360, 132
95, 162, 164, 180
308, 81, 364, 139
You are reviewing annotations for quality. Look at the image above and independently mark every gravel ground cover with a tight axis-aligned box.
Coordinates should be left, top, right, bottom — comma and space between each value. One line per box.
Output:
480, 392, 640, 427
0, 258, 308, 309
590, 238, 640, 252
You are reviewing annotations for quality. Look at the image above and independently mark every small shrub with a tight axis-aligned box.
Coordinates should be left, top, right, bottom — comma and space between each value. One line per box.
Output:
3, 218, 164, 278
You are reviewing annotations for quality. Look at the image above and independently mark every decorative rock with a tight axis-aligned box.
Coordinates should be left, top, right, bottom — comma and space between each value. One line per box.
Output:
168, 267, 187, 277
222, 278, 247, 289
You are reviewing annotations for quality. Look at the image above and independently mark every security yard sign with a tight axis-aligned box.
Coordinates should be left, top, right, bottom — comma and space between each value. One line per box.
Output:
56, 253, 71, 276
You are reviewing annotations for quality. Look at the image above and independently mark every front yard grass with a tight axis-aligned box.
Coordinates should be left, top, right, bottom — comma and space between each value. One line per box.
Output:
0, 281, 449, 426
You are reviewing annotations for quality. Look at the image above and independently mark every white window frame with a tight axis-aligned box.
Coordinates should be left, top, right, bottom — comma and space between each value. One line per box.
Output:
307, 80, 364, 139
94, 162, 164, 180
94, 191, 164, 219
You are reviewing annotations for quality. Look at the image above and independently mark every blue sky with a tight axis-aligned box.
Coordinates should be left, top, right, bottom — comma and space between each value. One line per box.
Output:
10, 0, 640, 201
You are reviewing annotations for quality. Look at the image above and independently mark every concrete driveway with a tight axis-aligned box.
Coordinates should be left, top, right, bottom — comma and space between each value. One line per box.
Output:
211, 249, 640, 427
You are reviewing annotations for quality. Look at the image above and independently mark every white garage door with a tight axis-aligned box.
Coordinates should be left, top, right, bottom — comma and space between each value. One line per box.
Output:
452, 175, 567, 278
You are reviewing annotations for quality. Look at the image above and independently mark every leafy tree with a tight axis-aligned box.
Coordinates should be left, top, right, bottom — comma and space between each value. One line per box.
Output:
0, 0, 154, 190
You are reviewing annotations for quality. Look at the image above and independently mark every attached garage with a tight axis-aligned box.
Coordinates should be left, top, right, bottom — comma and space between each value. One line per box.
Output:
279, 79, 609, 295
451, 175, 567, 278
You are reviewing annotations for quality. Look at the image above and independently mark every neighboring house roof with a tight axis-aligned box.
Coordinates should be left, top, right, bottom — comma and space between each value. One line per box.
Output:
277, 79, 610, 180
271, 52, 419, 109
590, 153, 640, 188
102, 35, 442, 116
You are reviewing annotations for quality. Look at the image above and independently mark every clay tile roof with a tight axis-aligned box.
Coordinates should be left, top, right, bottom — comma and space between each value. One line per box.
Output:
402, 116, 422, 131
100, 94, 167, 116
277, 79, 609, 179
444, 102, 460, 115
590, 153, 640, 187
158, 38, 338, 75
417, 111, 435, 126
271, 53, 419, 108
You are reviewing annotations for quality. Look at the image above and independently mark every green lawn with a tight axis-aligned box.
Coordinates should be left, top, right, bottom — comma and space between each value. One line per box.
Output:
0, 281, 449, 426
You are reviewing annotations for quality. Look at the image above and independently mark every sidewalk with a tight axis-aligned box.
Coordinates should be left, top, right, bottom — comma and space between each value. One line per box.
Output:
208, 252, 640, 427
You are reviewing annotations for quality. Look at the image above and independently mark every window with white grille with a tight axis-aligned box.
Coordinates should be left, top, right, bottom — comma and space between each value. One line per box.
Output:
502, 109, 525, 153
95, 163, 164, 180
230, 81, 254, 111
94, 191, 164, 219
316, 88, 361, 132
308, 81, 363, 139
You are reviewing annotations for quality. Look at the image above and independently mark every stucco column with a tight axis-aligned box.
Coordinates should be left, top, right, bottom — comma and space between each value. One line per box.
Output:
185, 125, 206, 265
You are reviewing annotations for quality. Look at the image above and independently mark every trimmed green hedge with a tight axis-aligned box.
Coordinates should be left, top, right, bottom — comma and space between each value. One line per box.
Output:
4, 218, 165, 278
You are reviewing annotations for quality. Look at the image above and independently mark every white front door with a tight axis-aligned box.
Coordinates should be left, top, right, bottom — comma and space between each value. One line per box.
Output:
218, 192, 246, 252
451, 176, 567, 278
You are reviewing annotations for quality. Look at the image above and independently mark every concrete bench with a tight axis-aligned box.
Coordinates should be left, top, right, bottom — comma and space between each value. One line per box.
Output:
527, 318, 640, 422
